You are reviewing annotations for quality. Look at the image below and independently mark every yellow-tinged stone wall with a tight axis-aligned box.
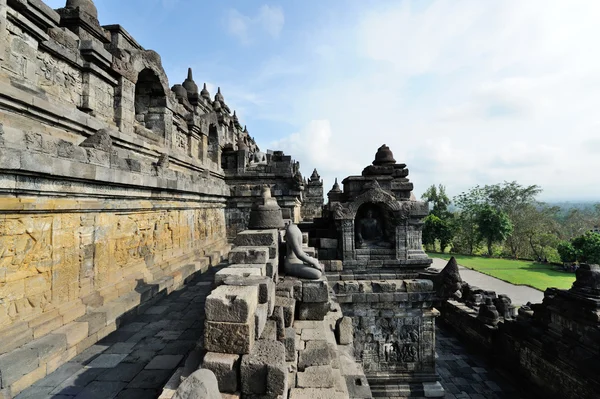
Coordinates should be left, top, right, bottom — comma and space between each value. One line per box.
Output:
0, 198, 226, 330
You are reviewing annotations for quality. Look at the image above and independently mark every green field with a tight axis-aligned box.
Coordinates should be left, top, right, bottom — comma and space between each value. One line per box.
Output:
427, 253, 576, 291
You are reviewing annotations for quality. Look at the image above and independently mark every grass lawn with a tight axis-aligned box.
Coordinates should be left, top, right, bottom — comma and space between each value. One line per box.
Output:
427, 252, 576, 291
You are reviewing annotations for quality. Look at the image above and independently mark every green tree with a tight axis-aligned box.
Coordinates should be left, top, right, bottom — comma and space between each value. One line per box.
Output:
476, 204, 513, 256
421, 184, 451, 217
572, 231, 600, 264
422, 213, 455, 252
483, 181, 542, 258
452, 186, 486, 255
557, 241, 578, 263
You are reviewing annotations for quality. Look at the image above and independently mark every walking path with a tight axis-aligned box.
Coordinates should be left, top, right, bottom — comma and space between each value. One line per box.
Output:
429, 258, 544, 305
14, 267, 219, 399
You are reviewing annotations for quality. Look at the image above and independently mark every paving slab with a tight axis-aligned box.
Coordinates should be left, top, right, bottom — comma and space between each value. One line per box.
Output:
18, 268, 220, 398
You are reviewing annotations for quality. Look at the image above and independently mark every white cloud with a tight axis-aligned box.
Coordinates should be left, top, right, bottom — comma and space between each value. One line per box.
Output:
225, 5, 285, 45
260, 0, 600, 201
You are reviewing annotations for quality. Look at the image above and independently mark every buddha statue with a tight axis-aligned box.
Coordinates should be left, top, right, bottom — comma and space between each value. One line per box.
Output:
356, 209, 392, 249
283, 223, 323, 280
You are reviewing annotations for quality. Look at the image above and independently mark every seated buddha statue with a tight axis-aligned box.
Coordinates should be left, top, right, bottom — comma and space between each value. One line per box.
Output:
356, 210, 392, 249
283, 223, 323, 280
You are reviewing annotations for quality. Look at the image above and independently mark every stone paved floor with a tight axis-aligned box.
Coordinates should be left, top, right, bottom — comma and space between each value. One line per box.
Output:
15, 264, 540, 399
430, 258, 544, 305
14, 268, 219, 399
436, 323, 538, 399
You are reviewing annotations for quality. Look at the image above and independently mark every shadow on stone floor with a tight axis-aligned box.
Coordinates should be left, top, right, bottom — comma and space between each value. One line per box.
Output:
14, 265, 228, 399
436, 322, 541, 399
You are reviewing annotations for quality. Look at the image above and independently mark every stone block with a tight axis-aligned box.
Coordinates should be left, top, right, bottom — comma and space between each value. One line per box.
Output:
276, 279, 302, 301
289, 388, 347, 399
274, 296, 295, 328
255, 303, 268, 338
297, 340, 331, 372
205, 285, 258, 323
52, 322, 89, 348
271, 306, 285, 341
344, 375, 372, 399
335, 317, 353, 345
228, 247, 269, 264
296, 365, 334, 388
0, 346, 39, 387
215, 268, 262, 286
24, 333, 67, 365
205, 319, 255, 355
228, 263, 267, 276
323, 260, 343, 272
405, 279, 434, 293
283, 327, 296, 362
302, 280, 329, 303
260, 320, 277, 341
233, 230, 278, 259
240, 340, 287, 396
224, 275, 275, 316
297, 302, 329, 321
173, 368, 221, 399
319, 238, 338, 249
202, 352, 240, 393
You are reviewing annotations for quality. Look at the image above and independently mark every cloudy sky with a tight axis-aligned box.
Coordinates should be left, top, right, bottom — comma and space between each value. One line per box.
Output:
46, 0, 600, 201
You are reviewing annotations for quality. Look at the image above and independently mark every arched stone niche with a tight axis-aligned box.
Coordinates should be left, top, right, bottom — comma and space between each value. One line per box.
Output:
354, 202, 395, 250
208, 124, 220, 165
134, 68, 167, 135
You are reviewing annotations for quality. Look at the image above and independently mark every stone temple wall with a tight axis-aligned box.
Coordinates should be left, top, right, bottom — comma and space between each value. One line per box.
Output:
0, 1, 266, 393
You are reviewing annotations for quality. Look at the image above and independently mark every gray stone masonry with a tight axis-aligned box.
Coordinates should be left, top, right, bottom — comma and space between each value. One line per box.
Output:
205, 285, 259, 323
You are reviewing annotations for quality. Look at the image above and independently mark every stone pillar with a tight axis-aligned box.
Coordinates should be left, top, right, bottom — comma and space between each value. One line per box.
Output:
396, 222, 407, 260
115, 77, 135, 133
0, 0, 6, 62
340, 219, 355, 262
200, 134, 208, 163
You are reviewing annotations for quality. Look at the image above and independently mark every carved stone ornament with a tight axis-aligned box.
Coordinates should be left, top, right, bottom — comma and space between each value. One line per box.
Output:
198, 113, 218, 135
333, 184, 408, 220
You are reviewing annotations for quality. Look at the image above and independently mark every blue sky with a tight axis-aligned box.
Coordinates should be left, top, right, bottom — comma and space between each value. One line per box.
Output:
45, 0, 600, 201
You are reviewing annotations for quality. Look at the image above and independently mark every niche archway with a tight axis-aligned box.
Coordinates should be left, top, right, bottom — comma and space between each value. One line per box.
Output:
207, 124, 220, 165
134, 68, 166, 135
354, 202, 395, 250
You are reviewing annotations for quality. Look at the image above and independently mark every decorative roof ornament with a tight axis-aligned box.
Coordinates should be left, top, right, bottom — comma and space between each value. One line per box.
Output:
201, 83, 210, 100
310, 169, 320, 181
182, 68, 198, 96
171, 84, 187, 102
373, 144, 397, 166
215, 87, 225, 103
331, 178, 341, 193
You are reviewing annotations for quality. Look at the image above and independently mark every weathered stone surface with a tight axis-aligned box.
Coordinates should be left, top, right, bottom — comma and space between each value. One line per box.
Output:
289, 387, 346, 399
240, 340, 287, 396
202, 352, 240, 393
296, 365, 335, 388
298, 340, 331, 371
233, 230, 278, 259
274, 296, 295, 328
297, 302, 329, 321
335, 316, 353, 345
283, 327, 296, 362
255, 303, 268, 338
228, 247, 269, 265
205, 285, 258, 323
173, 369, 221, 399
224, 275, 275, 315
215, 268, 262, 286
302, 279, 329, 303
205, 319, 255, 355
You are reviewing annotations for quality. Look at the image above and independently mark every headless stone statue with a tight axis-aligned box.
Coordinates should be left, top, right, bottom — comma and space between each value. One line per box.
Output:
356, 210, 392, 249
284, 223, 323, 280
